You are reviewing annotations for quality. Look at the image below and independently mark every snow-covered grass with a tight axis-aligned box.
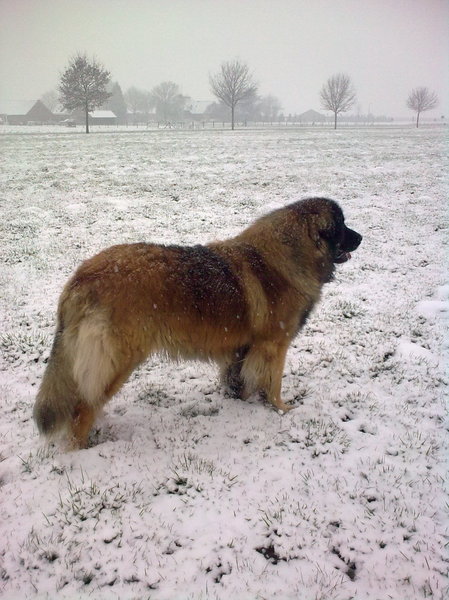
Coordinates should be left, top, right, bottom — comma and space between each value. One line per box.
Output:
0, 126, 447, 600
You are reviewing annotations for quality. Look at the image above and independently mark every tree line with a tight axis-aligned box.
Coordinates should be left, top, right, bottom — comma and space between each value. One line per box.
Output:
50, 53, 439, 133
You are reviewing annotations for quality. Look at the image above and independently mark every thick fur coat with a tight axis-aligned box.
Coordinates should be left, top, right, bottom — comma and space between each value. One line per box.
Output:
34, 197, 362, 448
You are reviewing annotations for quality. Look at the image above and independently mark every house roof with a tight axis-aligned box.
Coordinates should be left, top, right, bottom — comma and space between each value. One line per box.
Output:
27, 100, 54, 119
89, 110, 116, 119
53, 104, 69, 115
186, 100, 213, 115
298, 109, 327, 121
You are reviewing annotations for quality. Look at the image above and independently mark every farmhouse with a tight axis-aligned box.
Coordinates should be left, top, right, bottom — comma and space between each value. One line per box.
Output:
185, 100, 214, 121
70, 109, 118, 126
298, 109, 328, 124
88, 110, 117, 125
0, 99, 58, 125
0, 100, 119, 126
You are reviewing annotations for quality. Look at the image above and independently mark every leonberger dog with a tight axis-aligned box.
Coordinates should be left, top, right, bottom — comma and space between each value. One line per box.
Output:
34, 197, 362, 449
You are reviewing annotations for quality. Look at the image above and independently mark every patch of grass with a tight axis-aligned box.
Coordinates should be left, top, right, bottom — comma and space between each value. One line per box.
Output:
155, 452, 238, 497
53, 472, 143, 524
23, 529, 60, 565
137, 386, 174, 407
1, 330, 49, 365
289, 418, 351, 456
180, 401, 220, 418
331, 546, 357, 581
398, 430, 440, 458
18, 446, 56, 474
255, 542, 286, 565
334, 299, 367, 320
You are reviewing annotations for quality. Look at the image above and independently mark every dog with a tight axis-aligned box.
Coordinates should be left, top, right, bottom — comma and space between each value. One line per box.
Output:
33, 197, 362, 449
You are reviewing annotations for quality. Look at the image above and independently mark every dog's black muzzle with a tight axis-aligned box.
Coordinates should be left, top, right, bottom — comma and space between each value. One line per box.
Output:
334, 228, 362, 264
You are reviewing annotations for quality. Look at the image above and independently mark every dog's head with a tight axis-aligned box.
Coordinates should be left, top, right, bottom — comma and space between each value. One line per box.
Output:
301, 197, 362, 261
325, 200, 362, 264
290, 197, 362, 277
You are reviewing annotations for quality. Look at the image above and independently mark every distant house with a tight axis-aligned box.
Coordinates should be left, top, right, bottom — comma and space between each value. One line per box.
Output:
25, 100, 56, 124
88, 110, 117, 125
126, 108, 157, 125
71, 109, 118, 126
185, 100, 214, 121
0, 100, 120, 126
53, 104, 72, 122
0, 99, 59, 125
298, 109, 328, 124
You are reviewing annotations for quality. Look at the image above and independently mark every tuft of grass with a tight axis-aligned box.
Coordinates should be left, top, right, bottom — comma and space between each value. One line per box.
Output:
334, 299, 367, 320
180, 399, 220, 418
1, 330, 49, 365
23, 529, 60, 566
49, 470, 144, 525
289, 418, 351, 456
18, 446, 56, 474
155, 452, 238, 497
398, 430, 440, 458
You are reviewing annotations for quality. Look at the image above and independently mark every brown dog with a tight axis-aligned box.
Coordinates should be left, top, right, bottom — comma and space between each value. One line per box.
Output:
34, 197, 362, 448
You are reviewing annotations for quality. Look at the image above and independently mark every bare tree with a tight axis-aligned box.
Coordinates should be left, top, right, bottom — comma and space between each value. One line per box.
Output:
105, 82, 127, 124
258, 95, 282, 123
320, 73, 356, 129
209, 60, 258, 130
150, 81, 186, 123
59, 53, 111, 133
125, 87, 152, 123
406, 87, 438, 127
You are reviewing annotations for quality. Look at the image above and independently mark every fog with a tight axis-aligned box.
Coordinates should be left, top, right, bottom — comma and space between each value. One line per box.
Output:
0, 0, 447, 118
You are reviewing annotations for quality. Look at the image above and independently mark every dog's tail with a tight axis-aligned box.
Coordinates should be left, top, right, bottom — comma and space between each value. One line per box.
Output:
33, 289, 119, 439
33, 320, 80, 438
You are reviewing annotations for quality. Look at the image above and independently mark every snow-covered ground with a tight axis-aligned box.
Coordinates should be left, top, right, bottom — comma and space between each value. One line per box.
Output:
0, 126, 447, 599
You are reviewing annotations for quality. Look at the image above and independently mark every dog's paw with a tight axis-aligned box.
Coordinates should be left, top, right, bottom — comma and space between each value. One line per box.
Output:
273, 400, 295, 414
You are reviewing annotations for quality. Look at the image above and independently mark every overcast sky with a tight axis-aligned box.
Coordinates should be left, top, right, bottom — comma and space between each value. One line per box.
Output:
0, 0, 447, 118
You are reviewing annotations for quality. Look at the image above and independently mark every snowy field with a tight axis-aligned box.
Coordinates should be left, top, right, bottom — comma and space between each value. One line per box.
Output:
0, 126, 447, 600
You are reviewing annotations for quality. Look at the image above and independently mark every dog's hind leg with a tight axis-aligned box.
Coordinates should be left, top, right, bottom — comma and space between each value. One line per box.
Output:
240, 341, 293, 413
70, 401, 97, 449
220, 346, 249, 398
35, 300, 146, 449
69, 314, 148, 447
69, 361, 140, 449
71, 314, 121, 409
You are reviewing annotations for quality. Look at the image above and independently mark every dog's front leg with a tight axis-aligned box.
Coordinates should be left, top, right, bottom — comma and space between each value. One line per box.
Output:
241, 341, 293, 413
